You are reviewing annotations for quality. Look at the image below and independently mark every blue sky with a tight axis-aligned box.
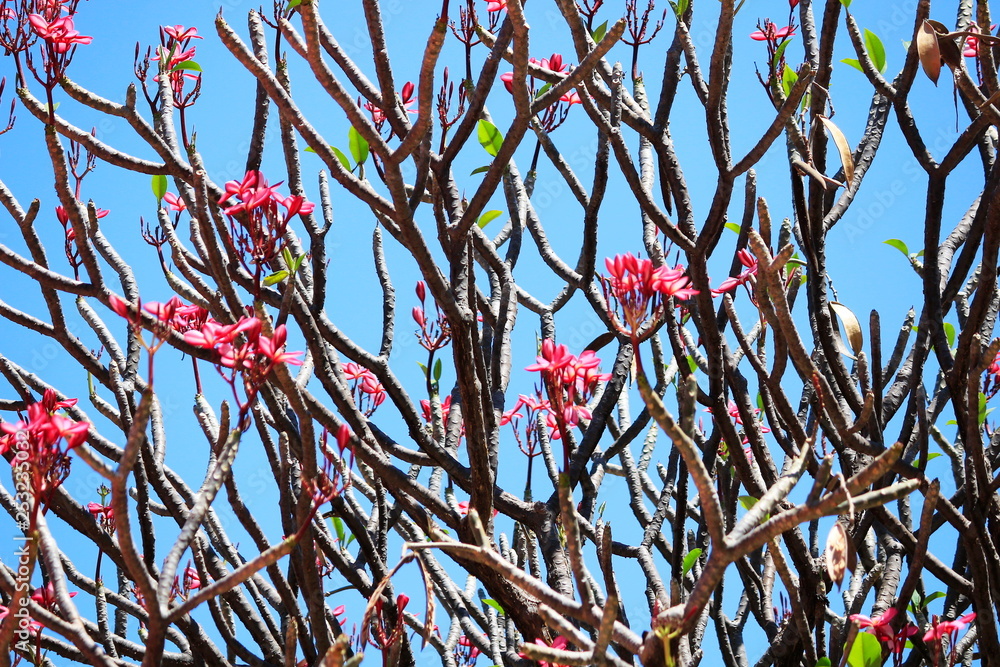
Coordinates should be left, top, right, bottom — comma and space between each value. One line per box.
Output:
0, 0, 984, 664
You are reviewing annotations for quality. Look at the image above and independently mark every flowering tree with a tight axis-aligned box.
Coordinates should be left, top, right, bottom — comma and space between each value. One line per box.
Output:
0, 0, 995, 666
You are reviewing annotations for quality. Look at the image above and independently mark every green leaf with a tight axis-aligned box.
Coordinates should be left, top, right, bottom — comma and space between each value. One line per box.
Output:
291, 254, 306, 272
670, 0, 689, 18
470, 165, 491, 176
286, 0, 302, 8
591, 20, 608, 42
151, 174, 168, 202
348, 126, 369, 166
979, 392, 993, 426
920, 591, 947, 608
433, 358, 443, 382
534, 82, 553, 99
682, 548, 703, 575
263, 270, 289, 286
781, 64, 798, 98
331, 516, 346, 544
913, 452, 942, 467
477, 120, 504, 157
840, 0, 852, 7
417, 362, 428, 378
943, 322, 956, 348
725, 222, 742, 235
847, 630, 882, 667
756, 393, 765, 411
840, 58, 864, 72
686, 355, 698, 374
883, 239, 909, 257
282, 247, 294, 268
331, 146, 352, 172
481, 598, 506, 615
171, 60, 202, 72
864, 29, 887, 74
478, 210, 504, 229
815, 660, 833, 667
739, 496, 759, 511
772, 38, 793, 69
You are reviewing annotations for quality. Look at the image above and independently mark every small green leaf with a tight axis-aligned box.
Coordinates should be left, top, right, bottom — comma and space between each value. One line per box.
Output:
864, 29, 887, 74
682, 548, 703, 575
481, 598, 506, 615
291, 254, 306, 272
151, 174, 168, 202
591, 20, 608, 42
781, 64, 798, 98
263, 270, 289, 286
477, 120, 504, 157
478, 210, 503, 228
433, 358, 443, 382
331, 146, 352, 172
913, 452, 942, 467
979, 392, 993, 426
815, 659, 833, 667
847, 630, 882, 667
282, 247, 294, 267
686, 355, 698, 374
418, 362, 428, 378
671, 0, 689, 18
739, 496, 759, 511
772, 38, 793, 69
840, 58, 864, 72
171, 60, 202, 72
756, 393, 765, 411
331, 516, 346, 544
840, 0, 852, 7
470, 165, 491, 176
348, 126, 369, 166
286, 0, 302, 8
921, 591, 946, 608
943, 322, 956, 348
534, 82, 553, 99
725, 222, 742, 234
883, 239, 909, 257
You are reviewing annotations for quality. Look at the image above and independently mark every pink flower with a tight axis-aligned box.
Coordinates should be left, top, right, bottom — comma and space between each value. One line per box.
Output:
749, 24, 795, 41
712, 249, 758, 295
530, 53, 568, 74
519, 636, 569, 667
486, 0, 507, 12
525, 339, 576, 374
923, 612, 976, 643
163, 192, 187, 212
560, 90, 582, 105
163, 25, 202, 41
456, 500, 499, 517
28, 14, 92, 53
964, 25, 996, 57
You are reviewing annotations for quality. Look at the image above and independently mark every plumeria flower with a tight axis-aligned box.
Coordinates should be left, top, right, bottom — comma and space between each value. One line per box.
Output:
923, 612, 976, 643
519, 636, 569, 667
28, 14, 92, 53
163, 25, 202, 41
712, 249, 758, 295
162, 191, 187, 212
486, 0, 507, 12
749, 24, 795, 41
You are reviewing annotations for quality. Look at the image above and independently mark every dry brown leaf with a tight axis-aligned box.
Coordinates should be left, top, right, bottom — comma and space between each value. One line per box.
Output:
818, 116, 855, 187
825, 521, 849, 588
830, 301, 864, 357
917, 20, 941, 85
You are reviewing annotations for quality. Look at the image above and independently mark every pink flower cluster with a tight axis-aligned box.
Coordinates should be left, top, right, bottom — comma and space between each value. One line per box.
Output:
0, 389, 88, 525
363, 81, 416, 134
522, 340, 610, 439
499, 52, 582, 108
343, 362, 387, 417
601, 253, 698, 339
28, 13, 90, 53
217, 171, 315, 291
